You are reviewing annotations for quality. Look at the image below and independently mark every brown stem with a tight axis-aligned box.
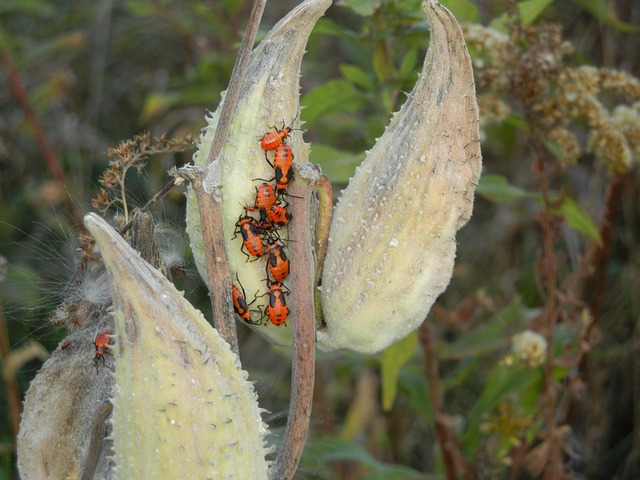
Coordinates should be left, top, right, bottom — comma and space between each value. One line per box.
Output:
177, 167, 238, 355
528, 125, 561, 478
418, 320, 471, 480
174, 0, 267, 354
206, 0, 266, 167
269, 168, 317, 480
0, 305, 21, 439
577, 171, 626, 319
0, 29, 86, 234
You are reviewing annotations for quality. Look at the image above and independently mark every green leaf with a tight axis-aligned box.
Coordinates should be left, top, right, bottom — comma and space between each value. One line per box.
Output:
301, 79, 363, 124
372, 42, 391, 82
308, 144, 363, 184
399, 48, 419, 78
490, 0, 554, 31
476, 174, 531, 203
340, 64, 375, 91
552, 196, 603, 245
398, 371, 434, 427
338, 0, 382, 16
573, 0, 640, 33
381, 332, 418, 411
440, 0, 480, 23
0, 0, 53, 16
463, 365, 543, 452
304, 437, 431, 479
124, 1, 156, 17
139, 92, 181, 123
438, 297, 527, 360
313, 18, 360, 38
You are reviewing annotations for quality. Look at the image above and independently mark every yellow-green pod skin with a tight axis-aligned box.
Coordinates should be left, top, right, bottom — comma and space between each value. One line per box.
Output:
186, 0, 331, 346
318, 0, 482, 354
84, 214, 271, 479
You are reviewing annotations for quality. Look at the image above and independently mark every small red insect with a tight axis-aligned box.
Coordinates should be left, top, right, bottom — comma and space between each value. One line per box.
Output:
231, 276, 259, 325
272, 144, 295, 192
244, 182, 277, 213
260, 281, 290, 326
260, 124, 292, 151
94, 330, 112, 367
61, 340, 71, 350
233, 215, 264, 259
266, 238, 290, 283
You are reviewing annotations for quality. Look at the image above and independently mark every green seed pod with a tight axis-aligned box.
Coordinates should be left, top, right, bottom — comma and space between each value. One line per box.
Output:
84, 213, 271, 478
318, 0, 482, 354
186, 0, 331, 345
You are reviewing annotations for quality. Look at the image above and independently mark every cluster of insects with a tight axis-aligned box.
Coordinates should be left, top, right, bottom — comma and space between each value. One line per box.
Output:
231, 121, 297, 327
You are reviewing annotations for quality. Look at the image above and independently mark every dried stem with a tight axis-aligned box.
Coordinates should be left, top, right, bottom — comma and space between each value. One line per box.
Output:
527, 121, 562, 478
177, 166, 238, 355
418, 319, 471, 480
206, 0, 267, 167
269, 171, 317, 480
178, 0, 267, 353
0, 306, 21, 439
0, 28, 85, 233
577, 172, 626, 318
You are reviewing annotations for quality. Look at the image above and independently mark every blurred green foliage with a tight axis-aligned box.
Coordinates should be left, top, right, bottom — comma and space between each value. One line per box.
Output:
2, 0, 640, 478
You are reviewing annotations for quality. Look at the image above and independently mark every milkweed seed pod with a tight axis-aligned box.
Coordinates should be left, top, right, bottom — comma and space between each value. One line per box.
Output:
186, 0, 331, 345
84, 213, 271, 478
318, 0, 482, 354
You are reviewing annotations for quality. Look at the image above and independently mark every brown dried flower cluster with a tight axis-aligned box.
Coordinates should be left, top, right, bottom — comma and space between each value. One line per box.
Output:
92, 132, 196, 218
463, 21, 640, 170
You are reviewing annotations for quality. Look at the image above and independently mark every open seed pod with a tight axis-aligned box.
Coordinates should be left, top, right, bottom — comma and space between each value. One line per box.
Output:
186, 0, 331, 346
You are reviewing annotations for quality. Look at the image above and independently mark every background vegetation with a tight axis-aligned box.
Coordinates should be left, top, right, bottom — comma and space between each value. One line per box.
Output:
1, 0, 639, 478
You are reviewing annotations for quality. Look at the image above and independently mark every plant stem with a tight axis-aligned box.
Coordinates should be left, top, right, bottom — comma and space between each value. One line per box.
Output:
528, 127, 562, 478
177, 166, 239, 355
418, 320, 471, 480
0, 305, 21, 439
206, 0, 266, 167
269, 169, 317, 480
0, 28, 86, 234
180, 0, 266, 354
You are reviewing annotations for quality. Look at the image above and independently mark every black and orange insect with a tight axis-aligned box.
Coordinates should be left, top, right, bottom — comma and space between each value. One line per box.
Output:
244, 182, 277, 213
94, 330, 112, 367
259, 282, 290, 326
272, 144, 295, 192
231, 276, 259, 325
263, 204, 292, 228
265, 238, 290, 283
261, 124, 292, 151
233, 215, 265, 259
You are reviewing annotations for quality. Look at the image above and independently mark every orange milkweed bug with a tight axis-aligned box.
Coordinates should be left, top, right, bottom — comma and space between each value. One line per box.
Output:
261, 123, 291, 151
233, 215, 265, 259
259, 281, 290, 326
231, 276, 260, 325
265, 238, 290, 283
94, 330, 112, 368
266, 204, 292, 227
272, 144, 295, 193
244, 182, 277, 213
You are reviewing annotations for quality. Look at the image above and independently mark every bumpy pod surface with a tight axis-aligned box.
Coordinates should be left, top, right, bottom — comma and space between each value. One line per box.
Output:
186, 0, 330, 346
84, 213, 271, 479
318, 0, 482, 353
